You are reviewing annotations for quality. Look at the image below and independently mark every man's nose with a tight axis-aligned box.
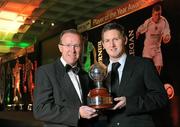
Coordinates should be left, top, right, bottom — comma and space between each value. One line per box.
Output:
110, 40, 116, 46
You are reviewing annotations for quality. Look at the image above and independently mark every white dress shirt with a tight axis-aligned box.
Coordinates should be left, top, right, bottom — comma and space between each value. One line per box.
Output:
107, 53, 127, 84
60, 57, 82, 103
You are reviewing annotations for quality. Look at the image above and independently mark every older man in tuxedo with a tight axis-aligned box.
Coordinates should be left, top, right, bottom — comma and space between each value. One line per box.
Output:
33, 29, 97, 127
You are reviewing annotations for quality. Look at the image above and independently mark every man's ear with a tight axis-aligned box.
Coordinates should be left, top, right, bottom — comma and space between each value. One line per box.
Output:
101, 40, 105, 49
124, 36, 128, 45
58, 44, 62, 53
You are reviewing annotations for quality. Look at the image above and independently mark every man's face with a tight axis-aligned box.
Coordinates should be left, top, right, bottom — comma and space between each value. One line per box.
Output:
58, 33, 82, 65
102, 29, 126, 61
152, 10, 161, 23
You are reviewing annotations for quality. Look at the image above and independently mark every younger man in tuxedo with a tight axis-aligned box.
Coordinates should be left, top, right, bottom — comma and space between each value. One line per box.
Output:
102, 22, 168, 127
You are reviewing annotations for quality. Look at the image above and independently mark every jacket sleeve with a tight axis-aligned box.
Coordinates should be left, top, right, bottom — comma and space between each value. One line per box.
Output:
33, 66, 79, 126
126, 59, 169, 115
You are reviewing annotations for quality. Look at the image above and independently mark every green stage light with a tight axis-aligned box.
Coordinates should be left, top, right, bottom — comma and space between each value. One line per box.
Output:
17, 42, 31, 48
4, 41, 16, 47
2, 41, 31, 48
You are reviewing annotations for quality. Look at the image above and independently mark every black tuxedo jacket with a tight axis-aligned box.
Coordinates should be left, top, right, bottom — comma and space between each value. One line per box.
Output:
104, 55, 168, 127
33, 58, 93, 127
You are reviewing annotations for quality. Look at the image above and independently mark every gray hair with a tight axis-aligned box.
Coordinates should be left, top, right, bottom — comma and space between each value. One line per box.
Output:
59, 29, 82, 44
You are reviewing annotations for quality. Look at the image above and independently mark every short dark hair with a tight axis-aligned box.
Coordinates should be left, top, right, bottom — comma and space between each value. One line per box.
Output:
101, 22, 126, 40
152, 4, 162, 12
59, 29, 82, 44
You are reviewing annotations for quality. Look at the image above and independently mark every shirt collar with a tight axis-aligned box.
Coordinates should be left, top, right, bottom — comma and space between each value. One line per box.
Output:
60, 57, 66, 67
108, 53, 127, 72
60, 57, 77, 67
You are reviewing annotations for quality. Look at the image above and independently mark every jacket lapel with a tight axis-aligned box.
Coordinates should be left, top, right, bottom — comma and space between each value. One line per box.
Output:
118, 55, 136, 95
55, 59, 81, 104
78, 69, 90, 104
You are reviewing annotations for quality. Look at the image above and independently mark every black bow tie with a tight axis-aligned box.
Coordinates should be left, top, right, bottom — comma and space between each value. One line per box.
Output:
65, 64, 80, 74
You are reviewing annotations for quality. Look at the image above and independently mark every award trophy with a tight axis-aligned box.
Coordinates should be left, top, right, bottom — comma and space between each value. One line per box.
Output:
87, 63, 113, 109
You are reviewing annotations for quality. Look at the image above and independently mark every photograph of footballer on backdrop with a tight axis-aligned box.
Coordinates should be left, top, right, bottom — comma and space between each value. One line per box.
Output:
135, 4, 178, 127
135, 3, 175, 99
136, 4, 171, 75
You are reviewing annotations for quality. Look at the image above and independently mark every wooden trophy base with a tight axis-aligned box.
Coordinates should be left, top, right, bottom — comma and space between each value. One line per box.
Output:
87, 88, 113, 109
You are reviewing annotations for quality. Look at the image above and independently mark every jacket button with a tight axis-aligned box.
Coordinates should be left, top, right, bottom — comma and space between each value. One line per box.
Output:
117, 122, 120, 126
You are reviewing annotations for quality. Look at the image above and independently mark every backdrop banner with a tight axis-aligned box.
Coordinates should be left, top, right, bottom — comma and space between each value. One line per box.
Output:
83, 1, 180, 127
